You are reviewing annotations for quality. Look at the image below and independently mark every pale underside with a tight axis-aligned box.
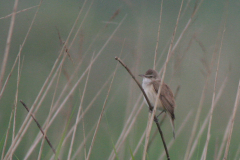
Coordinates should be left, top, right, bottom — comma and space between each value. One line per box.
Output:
143, 83, 164, 111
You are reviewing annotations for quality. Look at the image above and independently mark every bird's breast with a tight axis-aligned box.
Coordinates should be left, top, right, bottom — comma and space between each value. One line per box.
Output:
142, 84, 164, 111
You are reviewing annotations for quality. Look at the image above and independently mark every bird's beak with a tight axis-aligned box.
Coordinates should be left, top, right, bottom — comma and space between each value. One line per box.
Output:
138, 74, 145, 77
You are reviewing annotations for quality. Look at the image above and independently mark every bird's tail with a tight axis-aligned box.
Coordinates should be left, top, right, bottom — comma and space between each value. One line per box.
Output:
168, 113, 175, 139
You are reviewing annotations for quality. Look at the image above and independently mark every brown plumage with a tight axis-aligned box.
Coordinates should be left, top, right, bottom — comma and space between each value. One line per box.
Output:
139, 69, 176, 138
152, 80, 175, 120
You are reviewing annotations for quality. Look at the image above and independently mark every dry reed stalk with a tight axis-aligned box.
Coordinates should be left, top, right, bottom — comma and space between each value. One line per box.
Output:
153, 0, 163, 70
1, 108, 14, 159
17, 53, 68, 159
0, 54, 21, 158
48, 72, 114, 160
82, 6, 122, 58
184, 64, 209, 160
0, 0, 44, 102
200, 53, 221, 160
188, 110, 209, 159
143, 1, 184, 159
214, 74, 230, 160
181, 0, 193, 18
131, 130, 146, 160
188, 75, 229, 159
42, 51, 88, 126
69, 122, 97, 160
107, 89, 142, 158
61, 61, 124, 158
171, 0, 204, 57
223, 80, 240, 159
159, 110, 193, 160
125, 58, 140, 158
24, 52, 86, 159
156, 10, 193, 75
214, 138, 219, 160
0, 5, 38, 20
154, 7, 193, 72
108, 47, 145, 160
86, 64, 118, 160
113, 54, 141, 159
201, 11, 227, 160
50, 56, 84, 112
82, 103, 87, 160
68, 2, 93, 51
1, 51, 24, 160
37, 59, 64, 160
48, 15, 127, 131
79, 54, 95, 160
0, 0, 43, 101
24, 11, 126, 160
233, 145, 240, 160
108, 100, 145, 160
67, 53, 94, 160
216, 116, 231, 159
3, 1, 47, 159
0, 53, 19, 100
70, 122, 97, 160
184, 19, 223, 160
0, 0, 18, 90
31, 0, 89, 116
120, 17, 145, 158
10, 55, 21, 158
20, 100, 59, 160
4, 1, 87, 157
155, 39, 170, 70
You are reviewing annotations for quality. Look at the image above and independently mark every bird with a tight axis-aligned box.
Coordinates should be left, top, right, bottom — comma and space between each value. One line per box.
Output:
139, 69, 176, 138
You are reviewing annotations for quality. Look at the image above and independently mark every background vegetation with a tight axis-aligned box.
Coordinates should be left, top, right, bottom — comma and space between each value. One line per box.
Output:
0, 0, 240, 159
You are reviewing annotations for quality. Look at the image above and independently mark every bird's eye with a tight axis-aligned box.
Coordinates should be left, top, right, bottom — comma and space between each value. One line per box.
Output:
149, 75, 153, 78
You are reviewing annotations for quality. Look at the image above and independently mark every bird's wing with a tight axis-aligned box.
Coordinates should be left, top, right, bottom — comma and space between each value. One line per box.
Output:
152, 80, 175, 120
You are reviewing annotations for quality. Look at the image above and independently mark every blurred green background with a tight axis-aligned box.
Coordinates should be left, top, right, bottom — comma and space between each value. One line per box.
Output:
1, 0, 240, 159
